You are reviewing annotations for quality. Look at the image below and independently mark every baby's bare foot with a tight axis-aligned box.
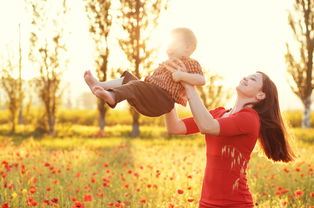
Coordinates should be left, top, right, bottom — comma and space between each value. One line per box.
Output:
84, 70, 100, 93
93, 86, 115, 106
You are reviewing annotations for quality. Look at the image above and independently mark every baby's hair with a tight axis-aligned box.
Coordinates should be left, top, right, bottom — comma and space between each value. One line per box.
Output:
171, 27, 197, 54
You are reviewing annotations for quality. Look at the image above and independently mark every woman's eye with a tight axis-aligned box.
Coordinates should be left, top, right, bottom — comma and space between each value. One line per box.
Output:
250, 78, 256, 81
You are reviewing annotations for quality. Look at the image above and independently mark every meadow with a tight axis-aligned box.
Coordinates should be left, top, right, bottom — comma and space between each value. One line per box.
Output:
0, 109, 313, 208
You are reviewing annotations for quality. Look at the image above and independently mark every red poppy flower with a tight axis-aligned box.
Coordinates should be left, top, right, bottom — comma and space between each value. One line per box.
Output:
51, 198, 58, 203
29, 188, 36, 194
2, 203, 9, 208
83, 194, 92, 202
31, 200, 38, 206
295, 190, 304, 197
44, 199, 50, 205
114, 202, 121, 207
168, 203, 174, 208
73, 201, 85, 208
275, 191, 282, 195
177, 189, 184, 194
187, 197, 194, 202
139, 199, 147, 203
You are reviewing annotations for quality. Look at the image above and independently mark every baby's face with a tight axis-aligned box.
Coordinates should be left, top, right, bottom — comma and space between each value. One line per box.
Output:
166, 33, 189, 57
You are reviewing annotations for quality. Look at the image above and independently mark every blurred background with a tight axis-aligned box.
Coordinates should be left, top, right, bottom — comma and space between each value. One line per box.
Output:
0, 0, 313, 136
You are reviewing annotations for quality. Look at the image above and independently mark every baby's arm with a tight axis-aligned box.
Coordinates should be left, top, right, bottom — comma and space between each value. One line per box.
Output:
163, 57, 205, 86
172, 71, 205, 86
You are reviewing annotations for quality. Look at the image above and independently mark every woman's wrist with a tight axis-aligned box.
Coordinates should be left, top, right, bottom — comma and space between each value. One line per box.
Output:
185, 85, 198, 100
177, 71, 186, 81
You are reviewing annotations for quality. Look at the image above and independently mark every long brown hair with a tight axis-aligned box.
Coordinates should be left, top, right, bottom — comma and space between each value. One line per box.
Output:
245, 71, 295, 162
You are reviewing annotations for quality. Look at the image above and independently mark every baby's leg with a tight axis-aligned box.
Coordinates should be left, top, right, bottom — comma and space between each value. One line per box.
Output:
98, 71, 137, 89
93, 86, 115, 106
84, 70, 100, 93
84, 70, 123, 92
98, 78, 123, 89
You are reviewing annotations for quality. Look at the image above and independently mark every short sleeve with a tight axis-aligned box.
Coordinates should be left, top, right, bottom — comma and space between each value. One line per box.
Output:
182, 117, 200, 135
182, 107, 225, 135
185, 59, 203, 75
217, 109, 260, 137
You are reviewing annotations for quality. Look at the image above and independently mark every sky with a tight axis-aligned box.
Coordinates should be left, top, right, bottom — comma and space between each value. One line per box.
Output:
0, 0, 306, 110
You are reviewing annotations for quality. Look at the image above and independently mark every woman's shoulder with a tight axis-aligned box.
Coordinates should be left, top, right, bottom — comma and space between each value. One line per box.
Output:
211, 106, 226, 111
236, 107, 260, 125
209, 107, 228, 118
238, 107, 259, 117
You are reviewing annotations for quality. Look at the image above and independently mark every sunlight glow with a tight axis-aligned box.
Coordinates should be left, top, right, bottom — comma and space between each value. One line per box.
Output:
0, 0, 303, 110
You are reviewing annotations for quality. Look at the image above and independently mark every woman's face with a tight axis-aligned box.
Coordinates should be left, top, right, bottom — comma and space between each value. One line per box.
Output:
236, 72, 265, 100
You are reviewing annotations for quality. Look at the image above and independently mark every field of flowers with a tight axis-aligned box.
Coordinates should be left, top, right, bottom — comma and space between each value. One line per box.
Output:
0, 126, 313, 208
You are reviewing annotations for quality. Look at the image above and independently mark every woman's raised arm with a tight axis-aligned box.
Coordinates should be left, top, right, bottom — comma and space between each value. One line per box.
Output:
184, 84, 220, 136
164, 108, 187, 135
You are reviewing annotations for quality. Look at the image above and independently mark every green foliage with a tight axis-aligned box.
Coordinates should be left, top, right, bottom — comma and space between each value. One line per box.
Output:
56, 108, 192, 127
197, 70, 232, 110
0, 109, 313, 128
26, 0, 69, 134
285, 0, 314, 128
283, 110, 314, 128
291, 128, 314, 145
0, 59, 24, 133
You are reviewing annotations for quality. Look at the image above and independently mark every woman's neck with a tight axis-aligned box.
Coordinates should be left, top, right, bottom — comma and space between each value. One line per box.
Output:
230, 97, 255, 114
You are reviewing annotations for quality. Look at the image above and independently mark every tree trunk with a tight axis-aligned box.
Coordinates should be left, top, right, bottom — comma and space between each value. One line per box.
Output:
48, 113, 56, 135
18, 23, 23, 125
131, 108, 140, 138
302, 95, 312, 128
11, 117, 15, 133
98, 99, 106, 133
18, 105, 23, 124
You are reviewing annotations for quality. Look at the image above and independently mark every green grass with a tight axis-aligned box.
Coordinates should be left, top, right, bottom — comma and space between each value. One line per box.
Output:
0, 126, 313, 208
1, 108, 313, 127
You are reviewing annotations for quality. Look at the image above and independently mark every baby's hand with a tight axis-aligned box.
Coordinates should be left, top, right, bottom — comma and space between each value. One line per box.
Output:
163, 57, 187, 73
172, 71, 182, 82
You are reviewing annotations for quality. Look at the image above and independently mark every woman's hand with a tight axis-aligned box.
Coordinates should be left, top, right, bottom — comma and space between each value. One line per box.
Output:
171, 71, 183, 82
162, 57, 188, 73
181, 82, 194, 91
162, 57, 205, 86
163, 58, 186, 83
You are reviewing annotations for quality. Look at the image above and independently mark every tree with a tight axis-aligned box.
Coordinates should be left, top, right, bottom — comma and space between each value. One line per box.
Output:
0, 53, 24, 133
84, 0, 112, 136
285, 0, 314, 128
18, 24, 24, 125
26, 0, 69, 135
118, 0, 169, 137
197, 70, 232, 110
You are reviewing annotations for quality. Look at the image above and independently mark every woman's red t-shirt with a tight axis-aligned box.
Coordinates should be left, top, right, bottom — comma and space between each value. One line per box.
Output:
182, 107, 260, 208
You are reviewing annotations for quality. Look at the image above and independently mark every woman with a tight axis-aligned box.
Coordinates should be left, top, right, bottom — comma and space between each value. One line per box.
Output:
163, 58, 295, 208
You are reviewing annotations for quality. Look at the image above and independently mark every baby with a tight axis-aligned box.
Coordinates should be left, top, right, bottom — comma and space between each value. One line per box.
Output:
84, 27, 205, 117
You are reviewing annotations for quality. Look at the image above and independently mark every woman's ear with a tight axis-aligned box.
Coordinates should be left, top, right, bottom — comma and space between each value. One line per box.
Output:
256, 91, 266, 100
